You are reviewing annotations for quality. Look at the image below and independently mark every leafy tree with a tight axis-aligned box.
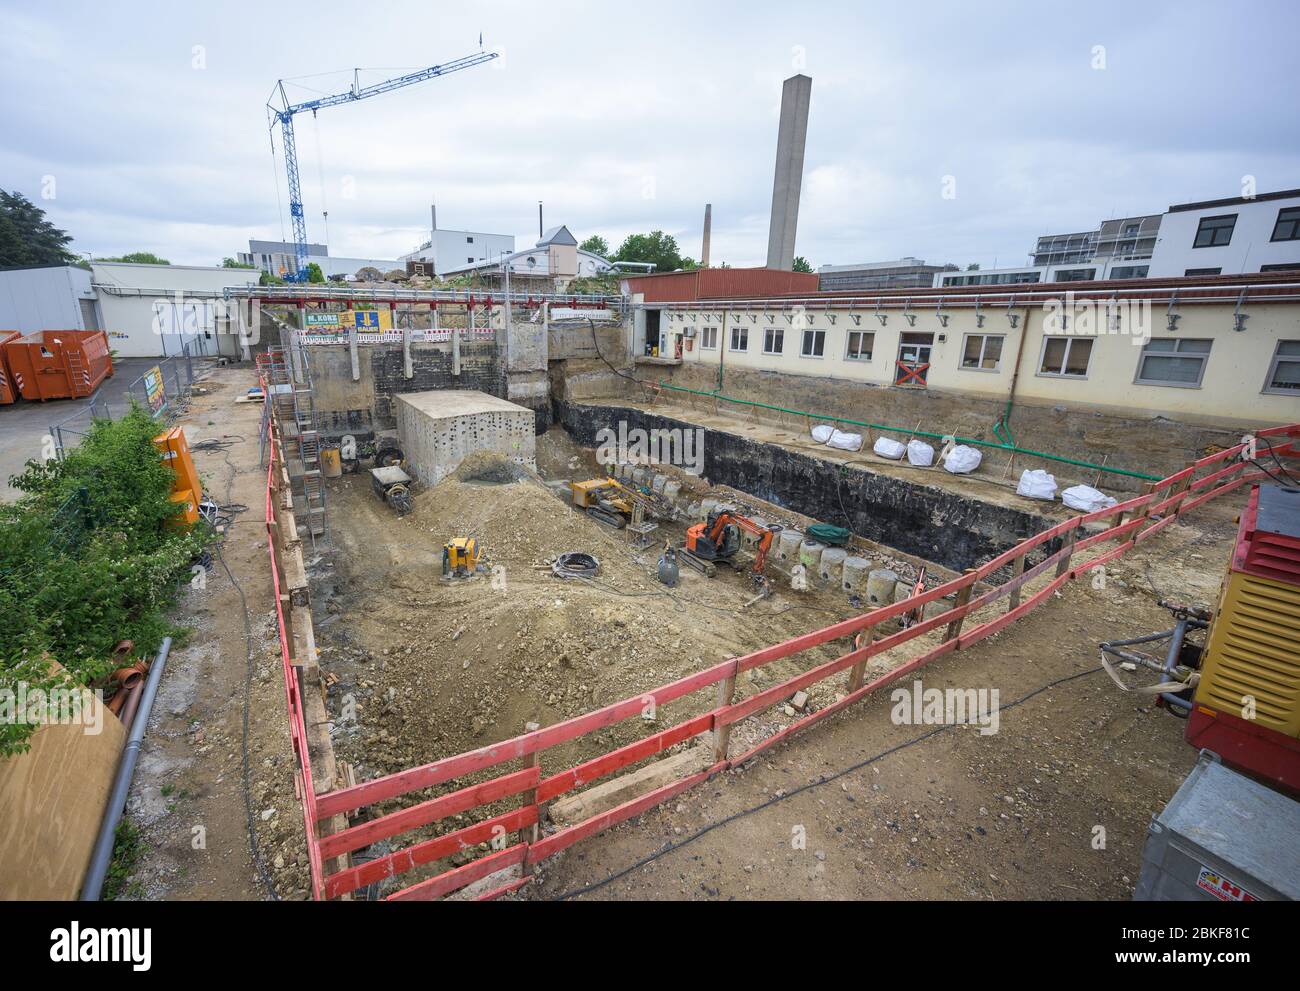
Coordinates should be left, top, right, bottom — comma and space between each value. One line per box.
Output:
579, 235, 610, 257
792, 256, 813, 273
0, 189, 75, 267
259, 271, 286, 286
966, 263, 981, 271
222, 257, 256, 269
101, 251, 170, 265
612, 230, 691, 273
305, 261, 325, 284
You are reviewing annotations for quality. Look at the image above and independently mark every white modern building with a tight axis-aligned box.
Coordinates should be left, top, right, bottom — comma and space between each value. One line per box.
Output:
91, 261, 261, 357
400, 228, 516, 278
438, 225, 626, 288
934, 189, 1300, 288
0, 262, 262, 359
237, 239, 401, 281
1145, 189, 1300, 278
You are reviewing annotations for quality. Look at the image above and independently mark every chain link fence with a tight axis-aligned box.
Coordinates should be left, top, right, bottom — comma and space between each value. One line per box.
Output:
48, 344, 203, 459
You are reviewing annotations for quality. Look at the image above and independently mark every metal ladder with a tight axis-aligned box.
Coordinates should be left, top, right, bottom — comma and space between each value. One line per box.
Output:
263, 339, 327, 546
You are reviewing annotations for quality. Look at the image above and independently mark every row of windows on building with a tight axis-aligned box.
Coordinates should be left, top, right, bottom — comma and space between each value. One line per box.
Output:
694, 323, 1300, 395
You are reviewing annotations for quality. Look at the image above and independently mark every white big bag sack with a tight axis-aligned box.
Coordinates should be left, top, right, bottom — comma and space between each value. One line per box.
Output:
810, 424, 834, 444
1061, 484, 1118, 512
943, 444, 983, 474
906, 439, 935, 466
1016, 468, 1058, 500
827, 429, 864, 452
873, 436, 906, 460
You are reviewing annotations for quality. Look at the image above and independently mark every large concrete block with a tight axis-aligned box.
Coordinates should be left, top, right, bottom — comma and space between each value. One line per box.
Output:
395, 389, 536, 486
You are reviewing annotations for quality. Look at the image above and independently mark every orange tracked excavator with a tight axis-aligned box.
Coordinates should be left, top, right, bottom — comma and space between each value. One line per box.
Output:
683, 507, 781, 579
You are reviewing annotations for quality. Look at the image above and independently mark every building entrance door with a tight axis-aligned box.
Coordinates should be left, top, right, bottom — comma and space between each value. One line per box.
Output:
896, 333, 934, 386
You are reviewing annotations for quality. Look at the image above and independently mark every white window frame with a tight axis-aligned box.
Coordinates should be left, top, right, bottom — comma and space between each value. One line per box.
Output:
763, 325, 785, 355
730, 325, 748, 352
1134, 338, 1212, 389
700, 325, 718, 350
1036, 336, 1093, 379
800, 328, 826, 358
1264, 339, 1300, 395
845, 330, 874, 361
959, 333, 1005, 373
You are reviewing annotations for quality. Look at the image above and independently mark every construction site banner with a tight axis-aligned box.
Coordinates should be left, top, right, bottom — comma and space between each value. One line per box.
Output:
303, 310, 398, 344
300, 310, 497, 346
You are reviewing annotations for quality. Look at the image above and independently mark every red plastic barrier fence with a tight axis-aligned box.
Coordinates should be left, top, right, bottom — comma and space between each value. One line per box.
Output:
258, 401, 1297, 900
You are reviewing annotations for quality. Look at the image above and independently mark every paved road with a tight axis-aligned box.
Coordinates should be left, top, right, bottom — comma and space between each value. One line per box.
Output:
0, 356, 159, 500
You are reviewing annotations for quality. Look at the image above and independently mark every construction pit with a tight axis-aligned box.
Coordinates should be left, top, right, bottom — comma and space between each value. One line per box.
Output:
288, 365, 1280, 901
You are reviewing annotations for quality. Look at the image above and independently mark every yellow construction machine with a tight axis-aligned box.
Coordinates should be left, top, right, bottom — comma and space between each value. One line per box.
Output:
442, 537, 483, 579
570, 476, 664, 529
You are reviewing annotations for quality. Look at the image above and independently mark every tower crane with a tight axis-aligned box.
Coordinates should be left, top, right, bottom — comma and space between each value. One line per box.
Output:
267, 49, 498, 281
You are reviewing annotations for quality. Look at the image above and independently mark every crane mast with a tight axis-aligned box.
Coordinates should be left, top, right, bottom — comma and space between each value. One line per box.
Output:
268, 51, 498, 282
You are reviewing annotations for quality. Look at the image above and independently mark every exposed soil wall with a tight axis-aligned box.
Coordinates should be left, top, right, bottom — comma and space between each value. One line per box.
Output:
558, 401, 1056, 572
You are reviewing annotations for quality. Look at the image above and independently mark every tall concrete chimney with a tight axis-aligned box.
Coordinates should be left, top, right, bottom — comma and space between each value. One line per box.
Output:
701, 204, 712, 267
765, 74, 812, 271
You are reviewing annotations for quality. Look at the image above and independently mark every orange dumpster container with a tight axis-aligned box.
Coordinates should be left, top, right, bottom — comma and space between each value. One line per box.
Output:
0, 331, 21, 404
4, 329, 114, 401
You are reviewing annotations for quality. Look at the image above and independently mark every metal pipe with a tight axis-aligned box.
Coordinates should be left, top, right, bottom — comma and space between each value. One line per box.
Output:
656, 381, 1162, 481
81, 636, 173, 901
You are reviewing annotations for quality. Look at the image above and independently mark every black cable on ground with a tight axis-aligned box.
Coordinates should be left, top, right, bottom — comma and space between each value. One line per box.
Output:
197, 433, 279, 900
551, 665, 1108, 901
214, 539, 280, 901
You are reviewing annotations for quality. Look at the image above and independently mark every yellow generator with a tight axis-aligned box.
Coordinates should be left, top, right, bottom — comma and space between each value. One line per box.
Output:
1187, 484, 1300, 794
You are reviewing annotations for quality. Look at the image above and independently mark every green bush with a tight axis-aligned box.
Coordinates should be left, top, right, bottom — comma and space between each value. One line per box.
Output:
0, 407, 211, 757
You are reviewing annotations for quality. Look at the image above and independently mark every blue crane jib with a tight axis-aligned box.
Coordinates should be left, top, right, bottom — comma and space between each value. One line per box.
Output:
268, 51, 498, 282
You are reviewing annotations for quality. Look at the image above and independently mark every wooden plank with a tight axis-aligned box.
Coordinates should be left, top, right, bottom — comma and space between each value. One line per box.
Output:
318, 766, 539, 860
324, 806, 535, 900
720, 644, 869, 727
943, 570, 977, 642
0, 665, 127, 900
537, 712, 714, 803
316, 660, 733, 818
386, 843, 528, 902
734, 571, 975, 674
712, 672, 738, 763
476, 875, 534, 901
1007, 551, 1027, 611
958, 570, 1073, 649
529, 766, 719, 863
730, 638, 960, 768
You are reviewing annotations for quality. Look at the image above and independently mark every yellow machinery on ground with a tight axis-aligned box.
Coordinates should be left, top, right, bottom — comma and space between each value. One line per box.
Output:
570, 477, 661, 529
442, 537, 482, 578
153, 426, 200, 530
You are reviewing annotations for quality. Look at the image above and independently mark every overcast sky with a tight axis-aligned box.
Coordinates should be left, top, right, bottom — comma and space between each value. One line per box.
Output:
2, 0, 1297, 271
